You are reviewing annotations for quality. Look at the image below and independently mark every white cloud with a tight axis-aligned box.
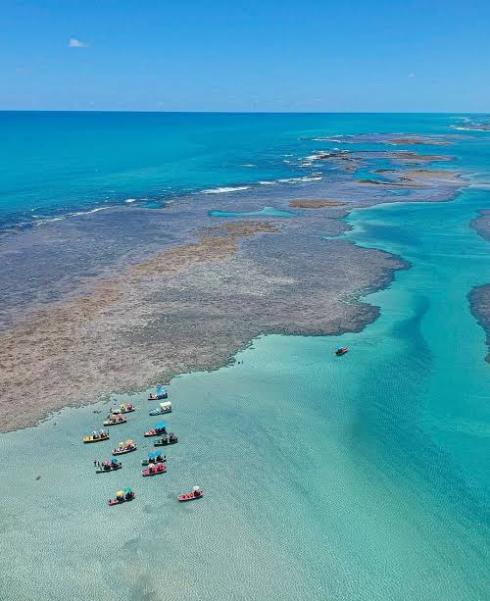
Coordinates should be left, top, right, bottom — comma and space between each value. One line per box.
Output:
68, 37, 88, 48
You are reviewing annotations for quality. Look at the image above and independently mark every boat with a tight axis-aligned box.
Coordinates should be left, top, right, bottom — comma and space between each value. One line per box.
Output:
83, 430, 110, 444
144, 421, 167, 437
141, 450, 166, 466
111, 403, 135, 415
177, 486, 203, 502
335, 346, 349, 356
142, 463, 167, 477
108, 487, 135, 506
103, 413, 127, 426
95, 459, 122, 473
112, 439, 137, 456
154, 432, 178, 447
148, 384, 168, 400
149, 401, 172, 416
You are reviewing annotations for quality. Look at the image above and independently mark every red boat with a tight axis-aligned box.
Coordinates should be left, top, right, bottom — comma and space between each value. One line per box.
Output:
177, 486, 203, 502
112, 403, 135, 414
103, 414, 127, 427
335, 346, 349, 356
142, 463, 167, 477
107, 488, 135, 506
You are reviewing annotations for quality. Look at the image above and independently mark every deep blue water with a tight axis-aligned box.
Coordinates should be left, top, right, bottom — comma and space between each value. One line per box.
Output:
0, 111, 466, 228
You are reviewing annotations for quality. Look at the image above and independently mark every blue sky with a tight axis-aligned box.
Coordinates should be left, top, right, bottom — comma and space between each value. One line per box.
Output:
1, 0, 489, 112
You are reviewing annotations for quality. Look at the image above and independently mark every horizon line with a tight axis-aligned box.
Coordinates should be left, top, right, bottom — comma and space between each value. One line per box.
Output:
0, 109, 488, 115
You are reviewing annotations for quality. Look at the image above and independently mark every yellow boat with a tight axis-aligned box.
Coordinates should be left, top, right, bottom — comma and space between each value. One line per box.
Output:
83, 430, 110, 444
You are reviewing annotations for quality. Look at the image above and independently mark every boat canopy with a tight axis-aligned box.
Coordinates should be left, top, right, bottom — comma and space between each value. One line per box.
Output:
123, 487, 132, 494
160, 401, 172, 409
154, 422, 167, 430
116, 490, 124, 496
155, 384, 166, 395
148, 450, 161, 459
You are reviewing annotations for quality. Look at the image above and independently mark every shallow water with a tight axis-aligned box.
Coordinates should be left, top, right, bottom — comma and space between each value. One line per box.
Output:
208, 206, 296, 218
1, 116, 490, 600
2, 195, 490, 600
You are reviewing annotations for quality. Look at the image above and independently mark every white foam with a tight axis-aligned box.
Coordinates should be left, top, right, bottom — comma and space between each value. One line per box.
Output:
451, 125, 490, 132
302, 175, 323, 182
71, 206, 114, 217
202, 186, 250, 194
125, 198, 137, 203
312, 137, 343, 143
278, 175, 323, 184
33, 215, 65, 225
26, 202, 122, 229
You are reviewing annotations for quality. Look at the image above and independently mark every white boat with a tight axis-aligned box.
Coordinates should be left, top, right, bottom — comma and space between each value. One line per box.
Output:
149, 401, 172, 416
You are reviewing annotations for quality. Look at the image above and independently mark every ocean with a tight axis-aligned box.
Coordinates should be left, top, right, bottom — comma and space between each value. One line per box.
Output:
0, 111, 461, 229
0, 112, 489, 600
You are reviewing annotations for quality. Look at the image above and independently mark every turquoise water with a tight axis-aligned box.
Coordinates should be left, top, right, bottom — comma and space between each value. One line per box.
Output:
0, 111, 309, 226
1, 114, 490, 600
208, 206, 296, 218
0, 111, 464, 228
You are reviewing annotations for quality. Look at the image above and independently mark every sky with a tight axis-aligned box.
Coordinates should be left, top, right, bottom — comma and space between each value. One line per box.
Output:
1, 0, 489, 112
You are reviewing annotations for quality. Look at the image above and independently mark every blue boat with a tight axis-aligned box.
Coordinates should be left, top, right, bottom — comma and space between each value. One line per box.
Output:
96, 458, 122, 473
148, 384, 168, 401
141, 450, 166, 466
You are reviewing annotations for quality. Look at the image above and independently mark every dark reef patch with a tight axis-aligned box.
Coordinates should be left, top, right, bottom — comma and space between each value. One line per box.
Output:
469, 210, 490, 362
468, 285, 490, 363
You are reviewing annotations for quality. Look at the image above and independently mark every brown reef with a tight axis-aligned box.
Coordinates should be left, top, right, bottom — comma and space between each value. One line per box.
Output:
388, 136, 451, 146
0, 218, 405, 432
289, 199, 346, 209
468, 210, 490, 362
469, 285, 490, 363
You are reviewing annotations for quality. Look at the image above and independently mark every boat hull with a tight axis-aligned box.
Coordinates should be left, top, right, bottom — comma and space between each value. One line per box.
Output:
112, 447, 137, 456
96, 467, 121, 473
108, 495, 135, 506
177, 492, 203, 502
